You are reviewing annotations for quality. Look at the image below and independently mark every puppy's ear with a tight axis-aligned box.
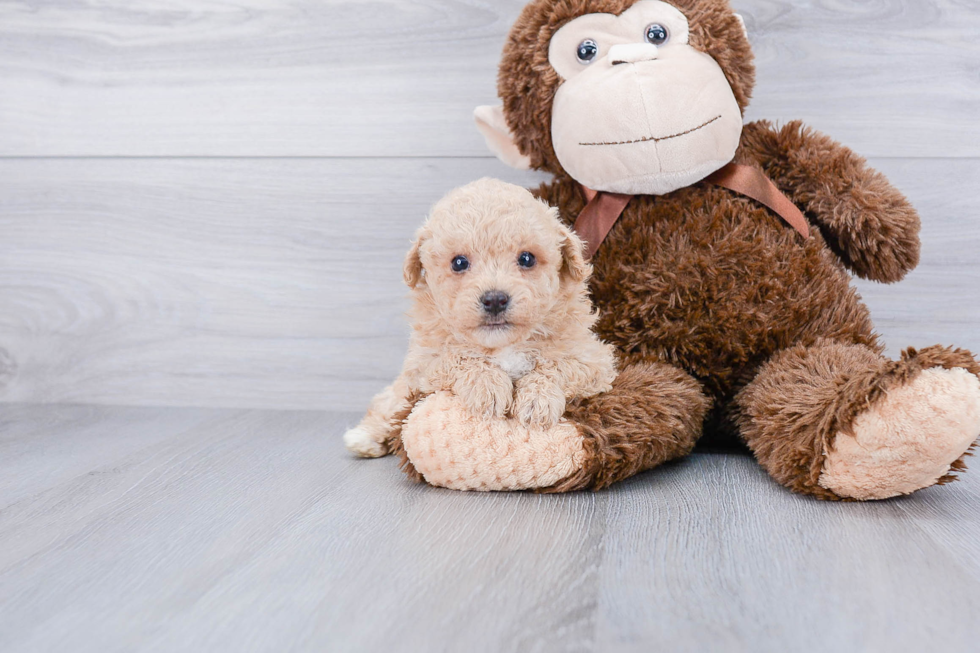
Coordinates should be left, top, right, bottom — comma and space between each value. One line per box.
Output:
558, 220, 590, 284
403, 232, 426, 289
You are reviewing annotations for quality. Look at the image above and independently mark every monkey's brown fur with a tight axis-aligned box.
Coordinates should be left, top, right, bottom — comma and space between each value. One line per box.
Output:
486, 0, 979, 497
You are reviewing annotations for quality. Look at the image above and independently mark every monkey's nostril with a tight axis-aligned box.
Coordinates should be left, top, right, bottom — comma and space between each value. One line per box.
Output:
608, 43, 658, 66
481, 290, 510, 316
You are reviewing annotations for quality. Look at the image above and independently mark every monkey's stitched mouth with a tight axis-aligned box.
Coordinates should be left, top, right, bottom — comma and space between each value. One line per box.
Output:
579, 115, 722, 147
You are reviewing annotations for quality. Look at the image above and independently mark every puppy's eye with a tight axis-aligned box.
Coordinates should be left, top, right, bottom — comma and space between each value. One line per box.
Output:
517, 251, 536, 269
451, 255, 469, 272
576, 39, 598, 64
644, 23, 669, 45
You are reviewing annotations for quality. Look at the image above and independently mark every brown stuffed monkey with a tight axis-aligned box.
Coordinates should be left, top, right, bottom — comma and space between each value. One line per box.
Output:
375, 0, 980, 500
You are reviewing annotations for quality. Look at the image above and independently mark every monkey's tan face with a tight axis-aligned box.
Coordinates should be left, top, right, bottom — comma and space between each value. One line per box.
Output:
547, 0, 742, 195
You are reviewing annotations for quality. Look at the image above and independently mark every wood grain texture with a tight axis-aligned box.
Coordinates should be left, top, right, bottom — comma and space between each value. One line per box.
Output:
1, 404, 979, 652
2, 3, 978, 650
1, 157, 976, 411
595, 457, 980, 651
0, 0, 977, 157
0, 157, 549, 409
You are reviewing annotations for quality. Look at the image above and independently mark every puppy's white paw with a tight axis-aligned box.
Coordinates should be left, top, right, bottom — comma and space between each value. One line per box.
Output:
344, 426, 388, 458
513, 376, 566, 427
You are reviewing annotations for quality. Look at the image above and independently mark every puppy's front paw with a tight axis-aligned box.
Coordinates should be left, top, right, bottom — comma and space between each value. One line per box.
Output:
456, 370, 513, 420
513, 375, 566, 427
344, 425, 389, 458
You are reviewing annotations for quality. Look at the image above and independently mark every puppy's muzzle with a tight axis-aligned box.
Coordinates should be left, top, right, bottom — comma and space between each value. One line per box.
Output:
480, 290, 510, 317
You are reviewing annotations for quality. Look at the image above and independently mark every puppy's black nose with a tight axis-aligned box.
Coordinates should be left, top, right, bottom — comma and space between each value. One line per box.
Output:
481, 290, 510, 316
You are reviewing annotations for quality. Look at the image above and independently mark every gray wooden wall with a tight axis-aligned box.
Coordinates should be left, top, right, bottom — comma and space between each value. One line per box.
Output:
1, 0, 978, 411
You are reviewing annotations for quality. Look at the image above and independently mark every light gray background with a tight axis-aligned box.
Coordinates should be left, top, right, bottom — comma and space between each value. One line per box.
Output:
1, 0, 977, 410
1, 1, 978, 651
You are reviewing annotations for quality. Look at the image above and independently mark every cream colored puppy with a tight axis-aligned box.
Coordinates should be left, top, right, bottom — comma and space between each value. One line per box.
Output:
344, 177, 617, 457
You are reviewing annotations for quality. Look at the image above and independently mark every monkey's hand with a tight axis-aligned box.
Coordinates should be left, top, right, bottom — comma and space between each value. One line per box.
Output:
452, 364, 513, 420
741, 119, 920, 284
512, 371, 567, 428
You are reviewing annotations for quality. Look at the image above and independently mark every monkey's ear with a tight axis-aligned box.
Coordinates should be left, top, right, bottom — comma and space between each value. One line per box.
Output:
403, 234, 425, 289
734, 14, 748, 38
474, 105, 532, 171
557, 220, 590, 285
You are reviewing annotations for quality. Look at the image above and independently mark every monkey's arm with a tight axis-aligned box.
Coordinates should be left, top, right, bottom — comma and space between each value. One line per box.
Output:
739, 120, 920, 283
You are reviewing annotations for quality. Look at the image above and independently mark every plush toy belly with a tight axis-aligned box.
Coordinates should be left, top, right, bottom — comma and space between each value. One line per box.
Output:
401, 391, 587, 491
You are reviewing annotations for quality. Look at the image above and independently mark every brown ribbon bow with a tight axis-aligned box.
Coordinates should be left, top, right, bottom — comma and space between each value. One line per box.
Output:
573, 162, 811, 259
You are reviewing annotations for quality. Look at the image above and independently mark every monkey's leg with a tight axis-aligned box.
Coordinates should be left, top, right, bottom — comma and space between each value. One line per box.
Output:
735, 340, 980, 500
545, 361, 711, 492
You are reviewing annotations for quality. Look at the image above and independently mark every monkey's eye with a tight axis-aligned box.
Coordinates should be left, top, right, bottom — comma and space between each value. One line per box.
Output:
576, 39, 599, 64
517, 251, 536, 269
644, 23, 669, 45
451, 255, 469, 273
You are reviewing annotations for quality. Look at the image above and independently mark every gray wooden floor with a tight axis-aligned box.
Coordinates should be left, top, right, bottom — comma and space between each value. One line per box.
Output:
2, 404, 980, 652
0, 406, 980, 652
2, 1, 979, 651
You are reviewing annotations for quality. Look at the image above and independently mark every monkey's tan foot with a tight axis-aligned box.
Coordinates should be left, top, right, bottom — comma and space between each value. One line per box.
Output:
737, 341, 980, 500
396, 362, 708, 492
818, 367, 980, 500
343, 425, 389, 458
400, 391, 586, 491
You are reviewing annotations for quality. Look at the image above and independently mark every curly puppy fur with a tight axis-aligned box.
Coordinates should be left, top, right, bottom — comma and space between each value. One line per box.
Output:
491, 0, 979, 497
344, 178, 617, 458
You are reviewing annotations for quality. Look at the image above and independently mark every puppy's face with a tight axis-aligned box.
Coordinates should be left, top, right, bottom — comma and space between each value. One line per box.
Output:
404, 179, 589, 349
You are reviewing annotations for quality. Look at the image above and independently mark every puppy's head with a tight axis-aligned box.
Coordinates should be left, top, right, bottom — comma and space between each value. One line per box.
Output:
405, 178, 590, 349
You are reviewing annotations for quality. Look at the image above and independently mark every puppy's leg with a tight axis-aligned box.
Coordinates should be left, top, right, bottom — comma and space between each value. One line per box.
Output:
562, 337, 619, 398
514, 340, 617, 427
344, 375, 411, 458
446, 358, 513, 420
513, 367, 567, 427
